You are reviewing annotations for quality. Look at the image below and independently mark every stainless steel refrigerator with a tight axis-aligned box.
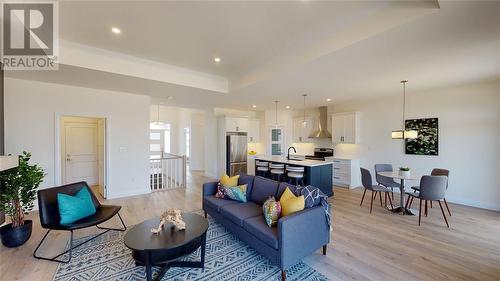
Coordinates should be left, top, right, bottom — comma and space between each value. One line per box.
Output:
226, 132, 247, 176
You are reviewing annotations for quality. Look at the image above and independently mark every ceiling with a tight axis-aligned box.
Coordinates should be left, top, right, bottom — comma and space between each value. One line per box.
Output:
57, 0, 400, 76
6, 0, 500, 110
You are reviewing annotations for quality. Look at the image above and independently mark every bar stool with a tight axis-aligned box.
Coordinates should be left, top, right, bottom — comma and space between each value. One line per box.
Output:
286, 165, 305, 185
255, 161, 269, 177
269, 163, 285, 181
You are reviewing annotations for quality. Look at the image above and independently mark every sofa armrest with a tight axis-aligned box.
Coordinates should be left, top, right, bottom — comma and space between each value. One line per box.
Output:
278, 206, 330, 269
203, 181, 219, 197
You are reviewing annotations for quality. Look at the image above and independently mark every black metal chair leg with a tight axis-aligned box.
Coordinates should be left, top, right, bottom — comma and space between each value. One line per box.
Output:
34, 213, 126, 263
96, 212, 127, 231
33, 230, 74, 263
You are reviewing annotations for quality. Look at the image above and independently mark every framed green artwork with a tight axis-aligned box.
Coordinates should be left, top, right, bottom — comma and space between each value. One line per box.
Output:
405, 118, 439, 156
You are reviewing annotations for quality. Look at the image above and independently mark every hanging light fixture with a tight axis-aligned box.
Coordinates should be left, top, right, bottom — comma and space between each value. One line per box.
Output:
154, 103, 164, 126
302, 94, 308, 128
392, 80, 418, 139
273, 100, 280, 128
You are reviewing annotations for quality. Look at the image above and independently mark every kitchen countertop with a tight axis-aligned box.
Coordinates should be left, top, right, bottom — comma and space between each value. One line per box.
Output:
255, 156, 333, 167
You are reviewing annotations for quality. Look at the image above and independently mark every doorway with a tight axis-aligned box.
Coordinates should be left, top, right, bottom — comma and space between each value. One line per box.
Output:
60, 116, 106, 198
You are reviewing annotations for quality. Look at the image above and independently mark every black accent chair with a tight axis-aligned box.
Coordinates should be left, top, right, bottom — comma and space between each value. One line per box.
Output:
33, 181, 126, 263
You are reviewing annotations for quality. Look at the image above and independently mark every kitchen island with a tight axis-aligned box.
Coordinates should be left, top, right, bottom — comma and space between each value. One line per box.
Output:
255, 156, 333, 197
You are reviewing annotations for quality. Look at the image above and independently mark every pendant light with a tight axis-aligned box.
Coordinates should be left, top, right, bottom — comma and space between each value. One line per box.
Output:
392, 80, 418, 139
302, 94, 307, 128
154, 103, 164, 126
274, 100, 279, 128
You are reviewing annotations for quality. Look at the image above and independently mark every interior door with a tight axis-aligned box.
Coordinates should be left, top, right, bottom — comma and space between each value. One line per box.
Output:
149, 129, 165, 159
64, 122, 98, 185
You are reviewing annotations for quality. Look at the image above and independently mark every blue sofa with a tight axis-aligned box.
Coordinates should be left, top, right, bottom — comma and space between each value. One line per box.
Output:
202, 175, 330, 281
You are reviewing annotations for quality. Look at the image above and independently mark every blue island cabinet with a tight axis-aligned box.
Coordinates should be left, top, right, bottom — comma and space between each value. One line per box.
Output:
305, 165, 333, 197
254, 157, 333, 197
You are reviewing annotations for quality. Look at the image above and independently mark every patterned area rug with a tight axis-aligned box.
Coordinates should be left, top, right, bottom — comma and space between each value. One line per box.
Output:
52, 214, 328, 281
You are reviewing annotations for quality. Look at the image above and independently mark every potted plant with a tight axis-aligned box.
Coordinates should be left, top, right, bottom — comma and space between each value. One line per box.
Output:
0, 152, 45, 247
399, 167, 411, 177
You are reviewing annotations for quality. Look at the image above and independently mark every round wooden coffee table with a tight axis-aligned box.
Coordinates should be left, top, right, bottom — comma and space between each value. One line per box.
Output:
124, 213, 208, 281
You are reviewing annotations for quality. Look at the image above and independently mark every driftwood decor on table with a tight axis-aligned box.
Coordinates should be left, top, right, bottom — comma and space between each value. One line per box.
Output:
150, 209, 186, 234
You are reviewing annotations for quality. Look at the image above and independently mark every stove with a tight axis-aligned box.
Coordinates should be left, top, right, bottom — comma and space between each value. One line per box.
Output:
305, 148, 334, 161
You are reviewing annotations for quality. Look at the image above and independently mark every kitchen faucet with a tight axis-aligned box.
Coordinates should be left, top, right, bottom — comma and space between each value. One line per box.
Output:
287, 146, 297, 160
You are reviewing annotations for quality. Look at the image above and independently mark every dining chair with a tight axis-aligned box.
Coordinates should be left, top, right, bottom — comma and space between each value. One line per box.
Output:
360, 168, 394, 214
411, 168, 451, 216
405, 175, 449, 227
374, 164, 401, 200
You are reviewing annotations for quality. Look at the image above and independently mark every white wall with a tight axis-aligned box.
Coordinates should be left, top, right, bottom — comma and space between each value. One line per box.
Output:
331, 80, 500, 211
190, 113, 205, 171
204, 108, 218, 178
5, 78, 151, 199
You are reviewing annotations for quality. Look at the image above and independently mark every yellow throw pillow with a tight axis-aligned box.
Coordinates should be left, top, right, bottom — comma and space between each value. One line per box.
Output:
279, 187, 295, 202
280, 187, 305, 217
220, 174, 240, 187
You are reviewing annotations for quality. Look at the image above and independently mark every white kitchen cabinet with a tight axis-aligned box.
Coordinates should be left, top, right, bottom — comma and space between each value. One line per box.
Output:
292, 116, 315, 143
327, 157, 360, 189
225, 117, 248, 132
247, 119, 260, 142
331, 112, 359, 144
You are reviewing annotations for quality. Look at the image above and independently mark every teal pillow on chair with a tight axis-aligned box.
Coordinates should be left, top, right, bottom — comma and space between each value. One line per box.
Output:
57, 187, 97, 224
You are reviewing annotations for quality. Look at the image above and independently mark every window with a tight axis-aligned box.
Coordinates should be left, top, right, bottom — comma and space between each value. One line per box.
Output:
149, 123, 171, 159
269, 127, 284, 156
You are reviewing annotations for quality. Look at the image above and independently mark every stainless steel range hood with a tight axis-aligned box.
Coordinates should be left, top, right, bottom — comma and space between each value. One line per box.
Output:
310, 106, 332, 138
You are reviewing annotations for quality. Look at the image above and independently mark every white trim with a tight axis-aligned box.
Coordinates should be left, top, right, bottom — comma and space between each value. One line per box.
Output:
54, 113, 110, 198
445, 196, 500, 212
108, 188, 150, 200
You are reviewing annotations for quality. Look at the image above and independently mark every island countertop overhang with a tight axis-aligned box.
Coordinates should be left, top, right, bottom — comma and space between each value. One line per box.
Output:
254, 156, 333, 167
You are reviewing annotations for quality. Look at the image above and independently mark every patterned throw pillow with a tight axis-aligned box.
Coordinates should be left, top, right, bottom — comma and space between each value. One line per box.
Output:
295, 185, 323, 208
215, 183, 227, 199
223, 184, 248, 203
262, 197, 281, 227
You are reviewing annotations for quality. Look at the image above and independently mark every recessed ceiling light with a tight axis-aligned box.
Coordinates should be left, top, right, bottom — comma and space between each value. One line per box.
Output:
214, 57, 221, 63
252, 105, 257, 108
111, 27, 121, 34
285, 105, 291, 109
326, 98, 332, 102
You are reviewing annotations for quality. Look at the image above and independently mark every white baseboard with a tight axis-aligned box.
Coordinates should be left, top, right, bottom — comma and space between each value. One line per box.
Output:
108, 188, 150, 199
445, 196, 500, 212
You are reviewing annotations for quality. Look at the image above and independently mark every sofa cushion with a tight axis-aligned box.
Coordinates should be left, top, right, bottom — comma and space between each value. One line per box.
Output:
204, 195, 239, 212
250, 176, 279, 205
238, 173, 255, 201
220, 202, 263, 226
276, 182, 297, 199
243, 215, 279, 249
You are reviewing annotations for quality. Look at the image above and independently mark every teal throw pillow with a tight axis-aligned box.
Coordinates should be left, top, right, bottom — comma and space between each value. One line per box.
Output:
222, 184, 248, 203
57, 187, 97, 224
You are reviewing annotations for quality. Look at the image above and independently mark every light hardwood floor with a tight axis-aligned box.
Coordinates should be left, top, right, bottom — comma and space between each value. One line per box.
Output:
1, 171, 499, 281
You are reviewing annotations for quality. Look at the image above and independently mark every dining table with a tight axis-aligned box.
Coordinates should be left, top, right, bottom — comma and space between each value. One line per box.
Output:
377, 171, 420, 215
